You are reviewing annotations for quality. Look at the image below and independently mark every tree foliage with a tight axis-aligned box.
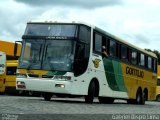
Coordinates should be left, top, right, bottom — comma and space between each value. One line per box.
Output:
145, 49, 160, 65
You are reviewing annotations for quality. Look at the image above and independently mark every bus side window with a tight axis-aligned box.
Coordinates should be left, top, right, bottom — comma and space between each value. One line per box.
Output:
102, 36, 107, 51
140, 53, 145, 67
109, 40, 116, 57
154, 59, 157, 73
116, 43, 120, 58
148, 57, 152, 70
131, 49, 137, 65
94, 33, 102, 53
74, 25, 91, 76
152, 58, 157, 73
121, 44, 128, 62
145, 55, 148, 69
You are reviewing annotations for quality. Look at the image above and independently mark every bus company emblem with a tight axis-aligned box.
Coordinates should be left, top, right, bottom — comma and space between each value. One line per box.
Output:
92, 59, 101, 68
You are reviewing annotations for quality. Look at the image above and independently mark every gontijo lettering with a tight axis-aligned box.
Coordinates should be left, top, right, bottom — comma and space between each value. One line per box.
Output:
126, 66, 144, 78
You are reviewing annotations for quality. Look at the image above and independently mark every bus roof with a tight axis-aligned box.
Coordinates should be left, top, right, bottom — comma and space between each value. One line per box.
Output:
0, 40, 21, 58
27, 21, 157, 58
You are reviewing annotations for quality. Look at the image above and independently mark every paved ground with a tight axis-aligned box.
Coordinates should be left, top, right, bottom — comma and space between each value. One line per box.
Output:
0, 95, 160, 120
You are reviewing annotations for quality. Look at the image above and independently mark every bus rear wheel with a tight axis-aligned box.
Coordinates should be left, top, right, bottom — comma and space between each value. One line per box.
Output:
85, 81, 95, 103
43, 92, 53, 101
135, 89, 145, 105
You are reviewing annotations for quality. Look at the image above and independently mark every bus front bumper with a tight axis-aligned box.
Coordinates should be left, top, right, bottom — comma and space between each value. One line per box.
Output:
16, 78, 72, 94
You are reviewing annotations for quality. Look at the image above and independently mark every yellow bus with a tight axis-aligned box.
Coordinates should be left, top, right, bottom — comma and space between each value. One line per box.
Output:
0, 40, 21, 94
156, 66, 160, 101
16, 21, 157, 105
5, 60, 18, 93
0, 52, 6, 93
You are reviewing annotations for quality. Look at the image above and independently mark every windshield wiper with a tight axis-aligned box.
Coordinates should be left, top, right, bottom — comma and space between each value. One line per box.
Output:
44, 44, 48, 60
39, 45, 42, 61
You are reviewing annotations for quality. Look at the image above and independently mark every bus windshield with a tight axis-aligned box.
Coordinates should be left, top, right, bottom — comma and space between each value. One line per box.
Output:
18, 39, 75, 71
42, 40, 75, 71
18, 23, 91, 73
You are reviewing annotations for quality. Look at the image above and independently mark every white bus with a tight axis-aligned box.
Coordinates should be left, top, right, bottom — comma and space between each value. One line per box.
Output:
16, 21, 157, 104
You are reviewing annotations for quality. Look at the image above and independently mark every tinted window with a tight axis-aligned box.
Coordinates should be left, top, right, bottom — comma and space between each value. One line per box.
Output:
153, 59, 157, 72
110, 40, 116, 57
102, 37, 108, 52
121, 45, 128, 61
140, 54, 145, 66
94, 33, 102, 52
131, 49, 137, 65
145, 56, 148, 68
148, 57, 152, 69
79, 26, 91, 43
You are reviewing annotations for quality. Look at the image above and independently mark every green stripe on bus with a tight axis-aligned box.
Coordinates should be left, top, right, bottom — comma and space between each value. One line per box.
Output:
112, 61, 127, 92
103, 58, 127, 92
103, 58, 119, 91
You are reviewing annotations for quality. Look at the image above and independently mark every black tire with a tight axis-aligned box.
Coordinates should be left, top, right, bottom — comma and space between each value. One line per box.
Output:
127, 90, 145, 105
136, 91, 141, 104
156, 95, 160, 102
28, 91, 34, 96
135, 89, 145, 105
99, 97, 114, 104
43, 92, 53, 101
85, 81, 95, 103
141, 92, 145, 105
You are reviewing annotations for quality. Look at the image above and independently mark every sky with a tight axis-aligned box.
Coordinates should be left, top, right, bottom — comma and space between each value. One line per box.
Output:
0, 0, 160, 51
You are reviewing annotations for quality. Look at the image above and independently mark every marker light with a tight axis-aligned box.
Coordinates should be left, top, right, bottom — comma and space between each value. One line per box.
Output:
55, 84, 65, 88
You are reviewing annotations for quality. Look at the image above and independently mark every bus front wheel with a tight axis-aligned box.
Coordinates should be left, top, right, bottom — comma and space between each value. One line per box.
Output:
43, 92, 53, 101
85, 81, 95, 103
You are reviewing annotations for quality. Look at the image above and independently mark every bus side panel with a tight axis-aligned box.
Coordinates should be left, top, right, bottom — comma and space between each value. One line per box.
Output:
121, 63, 157, 100
92, 56, 128, 98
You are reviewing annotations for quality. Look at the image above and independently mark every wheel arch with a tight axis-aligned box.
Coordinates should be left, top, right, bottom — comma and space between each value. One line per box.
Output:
136, 87, 143, 97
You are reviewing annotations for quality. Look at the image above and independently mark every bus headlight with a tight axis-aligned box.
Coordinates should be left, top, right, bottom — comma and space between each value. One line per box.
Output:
17, 81, 26, 89
54, 76, 71, 81
55, 84, 65, 88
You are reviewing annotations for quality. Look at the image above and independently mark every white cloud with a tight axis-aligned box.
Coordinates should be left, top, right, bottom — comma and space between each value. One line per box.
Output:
14, 0, 122, 9
0, 0, 160, 51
